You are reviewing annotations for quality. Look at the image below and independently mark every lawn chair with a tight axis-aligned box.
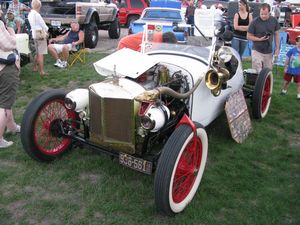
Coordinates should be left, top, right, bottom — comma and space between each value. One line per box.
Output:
67, 42, 86, 68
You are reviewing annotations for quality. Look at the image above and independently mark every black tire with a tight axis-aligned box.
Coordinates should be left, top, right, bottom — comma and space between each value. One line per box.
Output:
126, 15, 139, 27
252, 68, 273, 119
154, 122, 208, 216
108, 18, 120, 39
84, 19, 98, 49
21, 89, 77, 162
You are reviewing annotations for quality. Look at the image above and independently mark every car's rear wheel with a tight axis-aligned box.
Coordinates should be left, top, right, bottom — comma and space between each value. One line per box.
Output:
126, 15, 139, 27
252, 68, 273, 119
154, 122, 208, 216
84, 18, 98, 48
21, 89, 76, 162
108, 18, 120, 39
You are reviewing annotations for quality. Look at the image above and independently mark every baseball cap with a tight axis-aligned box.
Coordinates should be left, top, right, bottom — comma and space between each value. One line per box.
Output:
7, 9, 15, 15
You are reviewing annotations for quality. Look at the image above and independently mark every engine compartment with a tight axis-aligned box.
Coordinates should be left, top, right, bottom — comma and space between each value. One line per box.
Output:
66, 61, 193, 155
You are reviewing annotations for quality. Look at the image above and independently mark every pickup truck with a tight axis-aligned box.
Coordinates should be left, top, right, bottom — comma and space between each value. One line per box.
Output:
40, 0, 120, 48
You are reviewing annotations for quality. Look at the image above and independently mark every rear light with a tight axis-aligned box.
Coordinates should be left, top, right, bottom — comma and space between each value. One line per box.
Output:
147, 24, 155, 30
76, 6, 82, 15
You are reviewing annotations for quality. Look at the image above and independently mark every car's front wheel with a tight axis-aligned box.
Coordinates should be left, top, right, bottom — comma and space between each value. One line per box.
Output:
21, 89, 76, 162
154, 122, 208, 216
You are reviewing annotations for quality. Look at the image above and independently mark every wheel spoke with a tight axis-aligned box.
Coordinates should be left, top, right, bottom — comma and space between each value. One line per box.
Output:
261, 76, 271, 113
173, 137, 202, 203
34, 99, 75, 156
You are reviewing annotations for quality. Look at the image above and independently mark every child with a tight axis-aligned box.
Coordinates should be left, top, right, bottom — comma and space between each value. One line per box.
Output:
280, 35, 300, 100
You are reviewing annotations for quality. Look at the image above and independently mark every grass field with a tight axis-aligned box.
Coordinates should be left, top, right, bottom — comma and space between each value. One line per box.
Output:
0, 53, 299, 225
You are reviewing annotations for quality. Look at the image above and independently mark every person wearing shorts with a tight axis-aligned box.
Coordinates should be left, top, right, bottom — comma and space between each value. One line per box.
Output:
48, 21, 84, 68
28, 0, 49, 75
280, 36, 300, 100
247, 3, 280, 74
0, 20, 21, 148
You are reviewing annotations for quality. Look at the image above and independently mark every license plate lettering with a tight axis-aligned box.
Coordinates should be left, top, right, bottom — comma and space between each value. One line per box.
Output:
119, 153, 152, 175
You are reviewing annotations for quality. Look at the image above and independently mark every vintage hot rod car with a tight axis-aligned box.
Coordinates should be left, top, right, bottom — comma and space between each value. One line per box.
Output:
21, 26, 273, 216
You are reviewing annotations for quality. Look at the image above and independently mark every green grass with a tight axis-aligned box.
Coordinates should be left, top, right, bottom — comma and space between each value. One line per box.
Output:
0, 54, 299, 225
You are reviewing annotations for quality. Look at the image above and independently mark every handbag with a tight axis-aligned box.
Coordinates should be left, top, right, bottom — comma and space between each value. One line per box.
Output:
34, 13, 48, 40
35, 29, 48, 40
0, 51, 16, 65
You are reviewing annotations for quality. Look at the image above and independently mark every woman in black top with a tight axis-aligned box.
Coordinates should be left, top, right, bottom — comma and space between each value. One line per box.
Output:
231, 0, 252, 58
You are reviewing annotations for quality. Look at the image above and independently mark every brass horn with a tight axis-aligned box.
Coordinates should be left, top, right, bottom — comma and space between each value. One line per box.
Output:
205, 67, 230, 96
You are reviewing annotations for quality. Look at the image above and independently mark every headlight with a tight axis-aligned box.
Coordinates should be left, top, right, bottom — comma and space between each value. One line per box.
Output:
64, 97, 76, 110
141, 116, 155, 130
64, 89, 89, 112
217, 46, 232, 63
140, 104, 170, 132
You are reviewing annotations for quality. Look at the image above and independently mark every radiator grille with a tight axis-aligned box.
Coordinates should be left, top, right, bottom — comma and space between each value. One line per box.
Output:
89, 90, 135, 153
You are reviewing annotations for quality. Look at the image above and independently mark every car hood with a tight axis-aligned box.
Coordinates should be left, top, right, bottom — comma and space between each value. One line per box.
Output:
93, 48, 158, 78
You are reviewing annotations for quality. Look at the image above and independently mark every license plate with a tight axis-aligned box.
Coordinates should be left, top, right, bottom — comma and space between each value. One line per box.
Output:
119, 153, 152, 175
51, 20, 61, 27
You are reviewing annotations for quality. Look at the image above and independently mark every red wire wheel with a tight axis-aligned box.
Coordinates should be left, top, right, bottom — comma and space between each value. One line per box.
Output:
252, 68, 273, 119
21, 90, 77, 162
172, 136, 202, 203
154, 122, 208, 216
33, 99, 76, 156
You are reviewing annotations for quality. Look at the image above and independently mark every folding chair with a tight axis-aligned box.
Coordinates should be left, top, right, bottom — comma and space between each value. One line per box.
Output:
68, 42, 86, 67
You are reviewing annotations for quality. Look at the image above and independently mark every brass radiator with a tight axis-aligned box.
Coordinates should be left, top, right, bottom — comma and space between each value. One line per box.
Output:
89, 89, 137, 154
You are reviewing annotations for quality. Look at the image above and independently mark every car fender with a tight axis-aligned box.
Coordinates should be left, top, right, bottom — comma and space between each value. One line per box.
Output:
112, 7, 119, 20
84, 8, 100, 25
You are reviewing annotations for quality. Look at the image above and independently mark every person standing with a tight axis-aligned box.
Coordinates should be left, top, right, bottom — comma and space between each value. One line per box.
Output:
273, 1, 281, 22
185, 0, 196, 36
28, 0, 48, 75
247, 3, 280, 74
280, 36, 300, 100
231, 0, 253, 58
0, 19, 21, 148
214, 3, 224, 28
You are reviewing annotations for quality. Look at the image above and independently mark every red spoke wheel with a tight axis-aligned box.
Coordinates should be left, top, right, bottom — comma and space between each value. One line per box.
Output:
21, 89, 76, 162
252, 68, 273, 119
154, 122, 208, 216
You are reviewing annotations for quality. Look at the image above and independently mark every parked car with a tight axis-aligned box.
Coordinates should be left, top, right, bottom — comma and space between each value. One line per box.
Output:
21, 26, 273, 216
40, 0, 120, 49
128, 7, 188, 43
115, 0, 149, 27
